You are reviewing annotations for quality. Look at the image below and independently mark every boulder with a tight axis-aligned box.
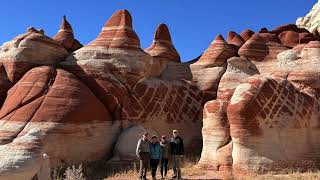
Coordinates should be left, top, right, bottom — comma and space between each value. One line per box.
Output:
278, 30, 300, 47
217, 57, 259, 100
273, 42, 320, 91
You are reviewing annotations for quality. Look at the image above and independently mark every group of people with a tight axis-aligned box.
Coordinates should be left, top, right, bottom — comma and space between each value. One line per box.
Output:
136, 129, 184, 180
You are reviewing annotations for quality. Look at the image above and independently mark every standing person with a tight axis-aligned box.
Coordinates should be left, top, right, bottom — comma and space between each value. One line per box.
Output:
136, 132, 150, 180
170, 130, 184, 180
160, 135, 170, 179
149, 135, 161, 180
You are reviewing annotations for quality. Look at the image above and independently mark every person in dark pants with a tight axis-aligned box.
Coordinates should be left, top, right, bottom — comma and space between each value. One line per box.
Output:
136, 132, 150, 180
160, 135, 170, 179
149, 135, 161, 180
170, 129, 184, 180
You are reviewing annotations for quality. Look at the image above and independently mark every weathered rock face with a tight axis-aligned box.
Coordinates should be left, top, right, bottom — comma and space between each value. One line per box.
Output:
238, 34, 289, 75
199, 57, 259, 170
190, 35, 236, 100
228, 76, 320, 172
297, 0, 320, 33
0, 129, 50, 180
0, 28, 68, 106
1, 4, 320, 178
0, 9, 225, 177
198, 1, 320, 172
0, 66, 118, 167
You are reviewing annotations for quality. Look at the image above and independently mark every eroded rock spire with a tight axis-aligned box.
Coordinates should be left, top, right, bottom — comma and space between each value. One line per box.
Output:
53, 15, 82, 52
145, 23, 181, 62
87, 9, 140, 49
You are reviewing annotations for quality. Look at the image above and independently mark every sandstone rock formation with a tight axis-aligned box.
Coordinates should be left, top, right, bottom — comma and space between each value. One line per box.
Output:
145, 23, 181, 63
53, 16, 82, 52
297, 0, 320, 33
228, 76, 319, 172
1, 3, 320, 178
200, 25, 320, 173
0, 9, 218, 178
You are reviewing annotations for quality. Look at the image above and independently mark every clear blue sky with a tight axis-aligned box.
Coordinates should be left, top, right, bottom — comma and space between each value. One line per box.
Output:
0, 0, 316, 61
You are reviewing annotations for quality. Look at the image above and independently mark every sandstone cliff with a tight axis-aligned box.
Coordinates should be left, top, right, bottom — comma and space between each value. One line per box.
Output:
1, 3, 320, 179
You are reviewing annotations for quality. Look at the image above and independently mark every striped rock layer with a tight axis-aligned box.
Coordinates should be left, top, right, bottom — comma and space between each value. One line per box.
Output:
145, 24, 181, 63
1, 6, 320, 178
53, 16, 82, 52
87, 9, 140, 49
199, 57, 259, 170
197, 35, 236, 65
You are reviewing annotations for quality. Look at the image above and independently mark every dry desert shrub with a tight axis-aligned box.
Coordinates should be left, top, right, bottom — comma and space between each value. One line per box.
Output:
51, 156, 320, 180
52, 164, 85, 180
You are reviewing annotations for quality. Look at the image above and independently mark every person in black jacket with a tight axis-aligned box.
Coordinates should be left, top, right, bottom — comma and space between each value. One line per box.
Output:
170, 129, 184, 179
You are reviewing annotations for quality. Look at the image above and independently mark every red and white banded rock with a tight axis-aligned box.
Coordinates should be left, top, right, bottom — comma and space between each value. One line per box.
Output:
270, 24, 305, 35
293, 43, 307, 52
0, 28, 68, 106
0, 129, 50, 180
274, 42, 320, 90
199, 57, 259, 170
227, 75, 320, 172
299, 32, 316, 44
190, 35, 236, 100
53, 16, 82, 52
112, 125, 159, 161
87, 9, 140, 49
217, 57, 260, 100
0, 66, 119, 168
240, 29, 255, 41
62, 9, 164, 116
278, 30, 300, 47
196, 35, 236, 65
145, 23, 181, 63
199, 99, 232, 171
301, 40, 320, 60
257, 33, 282, 43
239, 34, 288, 75
121, 78, 204, 151
227, 31, 245, 48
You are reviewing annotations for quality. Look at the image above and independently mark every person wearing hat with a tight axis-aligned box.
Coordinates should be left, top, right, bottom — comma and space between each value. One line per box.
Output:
160, 135, 170, 179
149, 135, 161, 180
136, 132, 150, 180
170, 129, 184, 179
